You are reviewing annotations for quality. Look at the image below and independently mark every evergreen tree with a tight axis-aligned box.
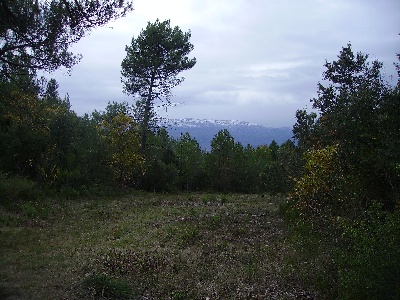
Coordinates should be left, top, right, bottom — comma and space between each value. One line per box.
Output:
0, 0, 133, 76
174, 132, 205, 191
121, 19, 196, 152
207, 129, 245, 192
140, 128, 178, 192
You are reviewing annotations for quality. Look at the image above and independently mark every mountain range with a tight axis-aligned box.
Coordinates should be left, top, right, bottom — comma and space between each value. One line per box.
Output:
160, 118, 294, 150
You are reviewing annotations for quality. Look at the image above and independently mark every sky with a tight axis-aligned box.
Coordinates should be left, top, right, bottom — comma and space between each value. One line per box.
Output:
48, 0, 399, 127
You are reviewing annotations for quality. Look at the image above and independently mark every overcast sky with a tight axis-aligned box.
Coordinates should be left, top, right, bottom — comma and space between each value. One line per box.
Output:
48, 0, 399, 127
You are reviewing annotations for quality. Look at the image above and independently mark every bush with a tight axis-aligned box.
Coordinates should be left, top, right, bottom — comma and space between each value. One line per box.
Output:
283, 203, 400, 299
0, 172, 41, 209
337, 205, 400, 300
83, 273, 133, 299
282, 220, 340, 299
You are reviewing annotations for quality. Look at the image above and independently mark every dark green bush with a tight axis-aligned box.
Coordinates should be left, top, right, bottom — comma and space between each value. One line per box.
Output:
283, 203, 400, 300
0, 172, 41, 210
21, 201, 51, 219
337, 205, 400, 300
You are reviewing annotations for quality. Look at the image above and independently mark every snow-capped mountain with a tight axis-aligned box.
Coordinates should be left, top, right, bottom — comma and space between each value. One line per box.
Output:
160, 118, 294, 150
161, 118, 259, 127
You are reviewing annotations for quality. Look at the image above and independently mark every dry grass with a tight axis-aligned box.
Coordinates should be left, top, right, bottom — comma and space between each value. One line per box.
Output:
0, 193, 316, 299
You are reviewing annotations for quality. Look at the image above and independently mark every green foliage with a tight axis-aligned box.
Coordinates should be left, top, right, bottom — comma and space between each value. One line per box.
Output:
0, 83, 47, 178
83, 273, 133, 299
174, 132, 205, 191
293, 109, 317, 151
0, 76, 115, 191
276, 140, 303, 190
284, 203, 400, 300
140, 128, 178, 192
98, 112, 144, 186
281, 220, 340, 299
171, 290, 192, 300
0, 69, 297, 194
177, 223, 200, 246
286, 44, 400, 299
121, 19, 196, 151
207, 129, 247, 192
290, 43, 400, 221
201, 194, 209, 204
0, 0, 133, 76
238, 140, 300, 194
337, 205, 400, 300
0, 172, 39, 204
22, 201, 51, 219
121, 19, 196, 102
0, 172, 54, 220
220, 194, 228, 204
243, 145, 271, 193
290, 144, 347, 226
294, 43, 399, 211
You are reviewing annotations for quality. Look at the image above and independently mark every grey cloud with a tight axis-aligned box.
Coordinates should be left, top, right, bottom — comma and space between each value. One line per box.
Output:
48, 0, 399, 126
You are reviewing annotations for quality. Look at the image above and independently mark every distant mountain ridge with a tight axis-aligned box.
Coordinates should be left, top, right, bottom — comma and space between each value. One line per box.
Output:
161, 118, 294, 150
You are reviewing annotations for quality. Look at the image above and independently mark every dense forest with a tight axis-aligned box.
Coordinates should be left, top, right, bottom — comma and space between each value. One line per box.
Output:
1, 1, 399, 299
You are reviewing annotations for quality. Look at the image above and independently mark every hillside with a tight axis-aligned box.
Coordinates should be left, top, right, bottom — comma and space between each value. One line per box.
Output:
161, 118, 293, 150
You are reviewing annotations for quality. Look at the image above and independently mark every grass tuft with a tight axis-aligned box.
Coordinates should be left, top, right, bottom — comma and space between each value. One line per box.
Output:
82, 273, 134, 299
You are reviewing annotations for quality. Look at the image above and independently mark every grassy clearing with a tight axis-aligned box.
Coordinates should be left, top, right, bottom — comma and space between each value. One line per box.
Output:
0, 193, 315, 299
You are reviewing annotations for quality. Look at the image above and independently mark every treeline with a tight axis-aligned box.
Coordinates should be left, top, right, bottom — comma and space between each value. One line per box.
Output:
0, 76, 300, 194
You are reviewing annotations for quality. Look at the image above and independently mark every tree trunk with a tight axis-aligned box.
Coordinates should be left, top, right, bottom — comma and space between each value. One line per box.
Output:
141, 71, 156, 153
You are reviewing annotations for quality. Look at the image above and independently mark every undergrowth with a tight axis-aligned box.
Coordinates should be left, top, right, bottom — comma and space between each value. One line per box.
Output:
0, 192, 316, 299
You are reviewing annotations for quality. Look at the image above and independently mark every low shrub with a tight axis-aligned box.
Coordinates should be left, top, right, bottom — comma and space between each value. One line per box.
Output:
337, 204, 400, 300
83, 273, 133, 299
0, 172, 41, 210
283, 202, 400, 299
